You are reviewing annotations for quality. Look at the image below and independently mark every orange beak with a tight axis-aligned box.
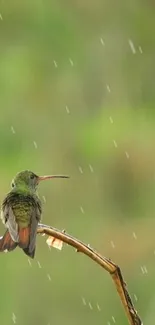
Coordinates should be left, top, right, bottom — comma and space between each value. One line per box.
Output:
38, 175, 69, 181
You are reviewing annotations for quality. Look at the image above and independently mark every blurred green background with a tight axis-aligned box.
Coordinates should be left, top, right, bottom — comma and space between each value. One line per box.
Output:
0, 0, 155, 324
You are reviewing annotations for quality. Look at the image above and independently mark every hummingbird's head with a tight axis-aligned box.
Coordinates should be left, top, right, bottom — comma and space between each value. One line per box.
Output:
11, 170, 69, 194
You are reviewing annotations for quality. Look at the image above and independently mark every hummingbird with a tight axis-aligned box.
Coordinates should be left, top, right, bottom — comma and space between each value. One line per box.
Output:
0, 170, 69, 258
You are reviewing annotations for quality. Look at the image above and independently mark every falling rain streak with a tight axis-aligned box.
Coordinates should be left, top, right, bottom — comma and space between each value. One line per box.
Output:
53, 60, 58, 68
42, 195, 46, 203
88, 302, 93, 310
141, 265, 148, 274
33, 141, 38, 149
128, 39, 136, 54
12, 313, 16, 324
125, 151, 129, 159
110, 240, 115, 248
47, 274, 51, 281
11, 126, 16, 134
66, 105, 70, 114
37, 261, 42, 268
109, 116, 113, 124
89, 164, 94, 173
82, 297, 86, 306
69, 58, 74, 66
81, 297, 101, 312
80, 206, 84, 214
134, 294, 138, 302
28, 258, 32, 267
100, 37, 105, 46
96, 303, 101, 311
132, 232, 137, 240
113, 140, 118, 148
106, 85, 111, 93
78, 166, 83, 174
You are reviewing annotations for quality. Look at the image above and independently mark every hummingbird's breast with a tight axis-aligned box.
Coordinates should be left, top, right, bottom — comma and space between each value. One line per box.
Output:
2, 192, 42, 228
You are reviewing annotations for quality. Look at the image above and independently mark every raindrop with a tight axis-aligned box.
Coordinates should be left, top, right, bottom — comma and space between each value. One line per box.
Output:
82, 297, 86, 306
33, 141, 37, 149
140, 265, 148, 274
139, 46, 143, 54
143, 265, 148, 274
37, 261, 42, 268
141, 266, 144, 274
42, 195, 46, 203
107, 322, 111, 325
78, 166, 83, 174
109, 116, 113, 124
125, 151, 130, 159
113, 140, 118, 148
88, 302, 93, 310
0, 13, 3, 20
69, 58, 74, 66
89, 164, 94, 173
128, 39, 136, 54
11, 126, 16, 134
80, 206, 84, 214
100, 37, 105, 46
97, 303, 101, 311
110, 241, 115, 248
53, 60, 58, 68
134, 294, 138, 302
106, 84, 111, 93
112, 316, 116, 323
65, 105, 70, 114
12, 313, 16, 324
47, 274, 51, 281
28, 259, 32, 267
132, 232, 137, 240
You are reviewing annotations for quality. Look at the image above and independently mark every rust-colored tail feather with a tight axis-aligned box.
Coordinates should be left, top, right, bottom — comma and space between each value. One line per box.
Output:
0, 230, 17, 252
18, 227, 35, 258
18, 227, 30, 249
0, 227, 36, 258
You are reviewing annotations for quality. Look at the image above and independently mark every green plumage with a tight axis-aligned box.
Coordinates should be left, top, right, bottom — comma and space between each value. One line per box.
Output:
0, 169, 69, 258
2, 192, 42, 228
0, 170, 42, 258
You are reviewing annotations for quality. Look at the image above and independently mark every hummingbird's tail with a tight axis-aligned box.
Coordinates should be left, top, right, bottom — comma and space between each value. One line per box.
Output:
18, 227, 36, 259
0, 230, 17, 252
18, 227, 30, 248
22, 247, 35, 259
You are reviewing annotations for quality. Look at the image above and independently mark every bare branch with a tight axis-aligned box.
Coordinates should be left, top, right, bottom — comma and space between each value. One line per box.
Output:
37, 223, 142, 325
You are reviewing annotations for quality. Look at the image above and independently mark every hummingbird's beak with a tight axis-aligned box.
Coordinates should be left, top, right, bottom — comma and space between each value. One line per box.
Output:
38, 175, 69, 181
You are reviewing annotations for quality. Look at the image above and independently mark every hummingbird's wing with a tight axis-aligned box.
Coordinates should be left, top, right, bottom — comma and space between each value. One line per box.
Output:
1, 193, 41, 258
1, 204, 19, 242
30, 205, 41, 252
22, 201, 41, 258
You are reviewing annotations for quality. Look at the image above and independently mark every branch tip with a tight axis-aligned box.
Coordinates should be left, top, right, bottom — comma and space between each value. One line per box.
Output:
37, 223, 142, 325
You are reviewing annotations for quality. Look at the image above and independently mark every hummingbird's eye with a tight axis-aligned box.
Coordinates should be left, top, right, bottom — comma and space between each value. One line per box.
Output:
30, 174, 35, 179
11, 182, 15, 188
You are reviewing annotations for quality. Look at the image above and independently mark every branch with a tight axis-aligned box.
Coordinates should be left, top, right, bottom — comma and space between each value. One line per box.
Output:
37, 223, 142, 325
